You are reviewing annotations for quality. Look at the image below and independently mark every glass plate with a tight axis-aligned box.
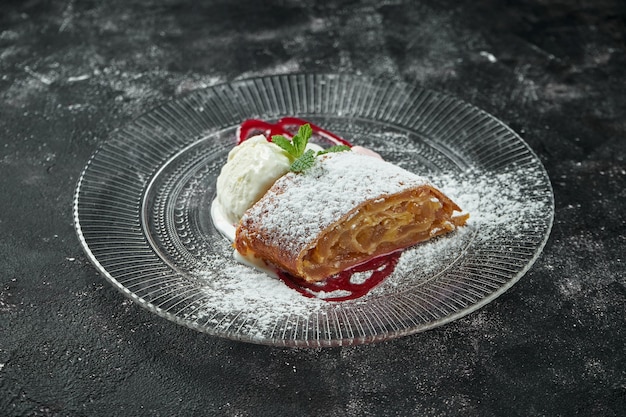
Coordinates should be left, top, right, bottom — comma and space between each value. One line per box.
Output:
73, 74, 554, 347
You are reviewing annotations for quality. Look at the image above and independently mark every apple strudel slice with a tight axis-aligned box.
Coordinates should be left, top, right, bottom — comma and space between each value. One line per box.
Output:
235, 151, 468, 283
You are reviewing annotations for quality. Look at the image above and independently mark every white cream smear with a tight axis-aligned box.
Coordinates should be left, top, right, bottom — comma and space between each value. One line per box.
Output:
210, 198, 278, 278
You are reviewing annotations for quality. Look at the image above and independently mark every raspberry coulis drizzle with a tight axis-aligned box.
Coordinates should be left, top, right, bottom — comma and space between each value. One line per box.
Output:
238, 117, 401, 302
277, 252, 402, 302
238, 117, 352, 147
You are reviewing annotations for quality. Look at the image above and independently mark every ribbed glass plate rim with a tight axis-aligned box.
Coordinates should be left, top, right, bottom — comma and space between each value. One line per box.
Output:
73, 73, 554, 347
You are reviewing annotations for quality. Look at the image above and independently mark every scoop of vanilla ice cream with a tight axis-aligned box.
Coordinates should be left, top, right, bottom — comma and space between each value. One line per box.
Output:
216, 135, 291, 224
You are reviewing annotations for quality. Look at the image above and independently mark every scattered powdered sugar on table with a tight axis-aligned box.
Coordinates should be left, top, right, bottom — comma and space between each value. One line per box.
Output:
191, 161, 550, 341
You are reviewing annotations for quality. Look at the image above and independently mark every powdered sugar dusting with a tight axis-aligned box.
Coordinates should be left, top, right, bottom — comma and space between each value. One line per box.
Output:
191, 250, 326, 341
240, 151, 430, 258
191, 160, 552, 341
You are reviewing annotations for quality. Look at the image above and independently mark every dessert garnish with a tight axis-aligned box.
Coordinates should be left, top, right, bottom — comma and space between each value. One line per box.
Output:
270, 123, 350, 172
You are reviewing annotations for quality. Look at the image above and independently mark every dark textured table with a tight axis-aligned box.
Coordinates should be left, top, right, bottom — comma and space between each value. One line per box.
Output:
1, 1, 625, 416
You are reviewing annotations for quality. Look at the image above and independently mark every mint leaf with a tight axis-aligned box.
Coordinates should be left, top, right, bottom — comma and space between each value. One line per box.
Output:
289, 149, 316, 172
292, 123, 312, 156
271, 123, 350, 173
271, 135, 296, 157
271, 124, 313, 162
317, 145, 351, 156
